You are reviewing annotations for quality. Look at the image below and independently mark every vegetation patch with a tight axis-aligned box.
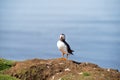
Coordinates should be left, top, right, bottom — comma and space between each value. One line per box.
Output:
0, 58, 20, 80
0, 58, 14, 71
61, 73, 74, 80
0, 74, 20, 80
83, 72, 90, 76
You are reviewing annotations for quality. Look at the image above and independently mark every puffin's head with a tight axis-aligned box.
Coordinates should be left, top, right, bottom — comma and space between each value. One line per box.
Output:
59, 34, 65, 41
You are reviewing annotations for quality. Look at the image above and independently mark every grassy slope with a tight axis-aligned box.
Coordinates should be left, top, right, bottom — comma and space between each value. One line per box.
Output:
0, 58, 14, 71
0, 58, 20, 80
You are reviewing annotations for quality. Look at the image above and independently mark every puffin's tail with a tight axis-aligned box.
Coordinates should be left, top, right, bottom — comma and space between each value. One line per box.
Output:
70, 50, 74, 55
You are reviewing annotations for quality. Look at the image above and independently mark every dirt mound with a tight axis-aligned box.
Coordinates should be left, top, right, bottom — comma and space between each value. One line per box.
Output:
4, 58, 120, 80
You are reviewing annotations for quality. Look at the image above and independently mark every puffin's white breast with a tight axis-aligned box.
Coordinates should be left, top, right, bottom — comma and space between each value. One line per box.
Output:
57, 40, 68, 54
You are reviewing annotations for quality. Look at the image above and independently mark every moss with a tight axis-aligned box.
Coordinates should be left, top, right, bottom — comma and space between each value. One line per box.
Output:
0, 74, 20, 80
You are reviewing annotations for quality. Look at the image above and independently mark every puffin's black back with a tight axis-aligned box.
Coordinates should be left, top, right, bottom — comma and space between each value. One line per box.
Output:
62, 40, 74, 55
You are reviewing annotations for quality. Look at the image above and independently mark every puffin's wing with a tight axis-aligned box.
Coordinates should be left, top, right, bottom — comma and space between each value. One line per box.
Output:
63, 40, 74, 55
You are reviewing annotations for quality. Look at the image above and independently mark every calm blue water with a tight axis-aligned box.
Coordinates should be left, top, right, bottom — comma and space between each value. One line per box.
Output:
0, 0, 120, 70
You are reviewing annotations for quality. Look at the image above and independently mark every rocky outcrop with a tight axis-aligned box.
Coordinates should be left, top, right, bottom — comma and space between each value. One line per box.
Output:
4, 58, 120, 80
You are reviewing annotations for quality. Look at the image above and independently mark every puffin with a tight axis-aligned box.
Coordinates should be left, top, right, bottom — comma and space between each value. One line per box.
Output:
57, 34, 74, 59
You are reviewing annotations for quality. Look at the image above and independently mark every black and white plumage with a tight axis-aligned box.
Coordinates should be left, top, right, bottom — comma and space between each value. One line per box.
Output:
57, 34, 74, 59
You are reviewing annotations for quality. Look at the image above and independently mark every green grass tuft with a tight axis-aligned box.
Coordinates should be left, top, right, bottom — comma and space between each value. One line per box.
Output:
0, 74, 20, 80
83, 72, 90, 76
0, 58, 14, 71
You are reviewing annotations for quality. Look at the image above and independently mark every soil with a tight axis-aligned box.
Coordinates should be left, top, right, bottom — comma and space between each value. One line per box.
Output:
4, 58, 120, 80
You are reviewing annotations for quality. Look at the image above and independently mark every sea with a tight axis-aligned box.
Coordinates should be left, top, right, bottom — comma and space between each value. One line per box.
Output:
0, 0, 120, 70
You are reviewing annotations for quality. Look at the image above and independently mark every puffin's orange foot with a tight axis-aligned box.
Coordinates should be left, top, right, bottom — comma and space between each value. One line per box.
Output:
61, 57, 67, 61
58, 57, 67, 61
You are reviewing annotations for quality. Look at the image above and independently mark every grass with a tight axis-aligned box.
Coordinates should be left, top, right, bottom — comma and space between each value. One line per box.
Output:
60, 72, 91, 80
60, 72, 92, 80
0, 58, 14, 71
0, 74, 20, 80
0, 58, 20, 80
83, 72, 90, 76
61, 73, 74, 80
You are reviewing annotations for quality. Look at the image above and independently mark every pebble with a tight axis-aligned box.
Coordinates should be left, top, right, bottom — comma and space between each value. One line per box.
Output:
65, 68, 71, 71
107, 68, 110, 72
59, 63, 64, 65
78, 72, 83, 75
